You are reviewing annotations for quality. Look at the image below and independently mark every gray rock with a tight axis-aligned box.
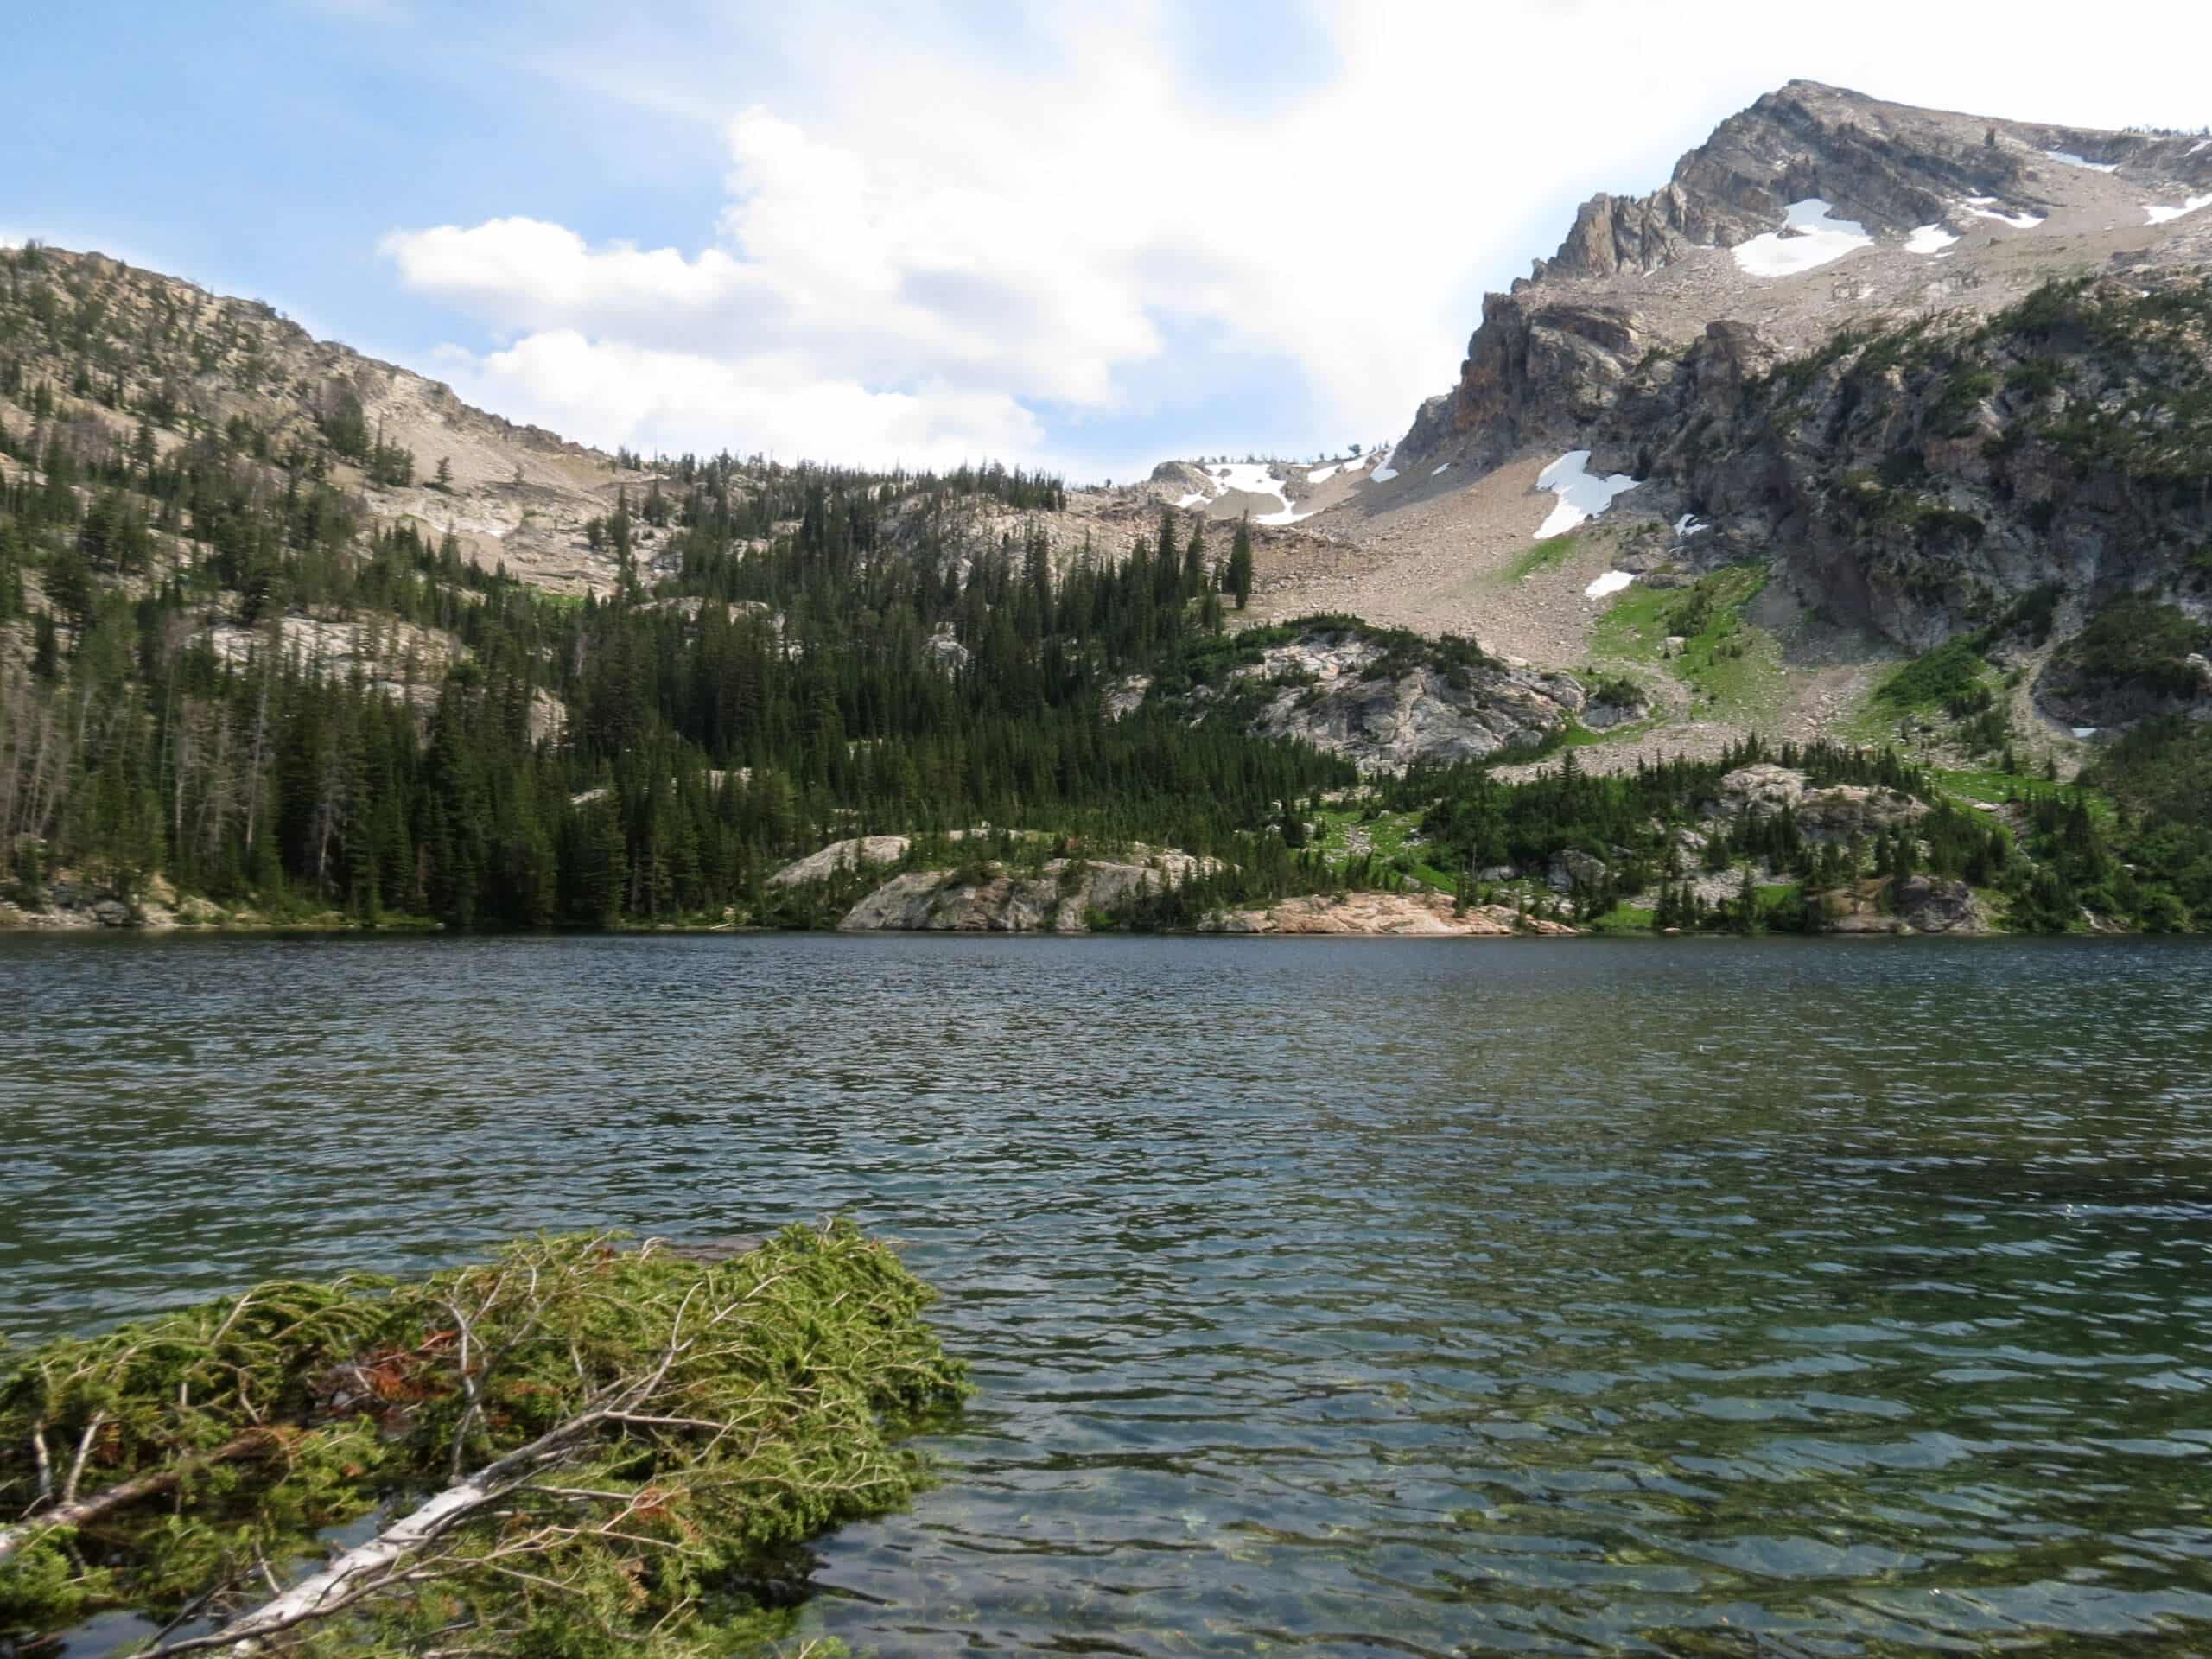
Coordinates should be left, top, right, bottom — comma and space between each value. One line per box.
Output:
840, 852, 1219, 932
1213, 629, 1586, 775
1548, 849, 1609, 892
767, 836, 912, 889
1707, 764, 1925, 842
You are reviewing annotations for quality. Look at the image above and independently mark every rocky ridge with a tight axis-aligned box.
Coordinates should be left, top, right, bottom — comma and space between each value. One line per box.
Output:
1398, 80, 2212, 478
1136, 624, 1640, 774
1370, 80, 2212, 739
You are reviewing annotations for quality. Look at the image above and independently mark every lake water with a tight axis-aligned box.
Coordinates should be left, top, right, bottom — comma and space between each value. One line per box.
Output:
4, 933, 2211, 1656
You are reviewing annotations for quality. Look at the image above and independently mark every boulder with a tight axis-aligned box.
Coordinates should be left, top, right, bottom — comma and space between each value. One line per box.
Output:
1547, 849, 1609, 893
1897, 875, 1986, 934
1710, 762, 1806, 817
1817, 875, 1988, 934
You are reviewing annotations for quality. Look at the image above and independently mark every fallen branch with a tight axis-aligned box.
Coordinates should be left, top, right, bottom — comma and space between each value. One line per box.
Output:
151, 1407, 617, 1656
0, 1429, 274, 1564
2, 1223, 966, 1659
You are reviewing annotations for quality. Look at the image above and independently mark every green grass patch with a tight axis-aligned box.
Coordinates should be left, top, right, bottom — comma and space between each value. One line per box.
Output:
1877, 639, 1988, 710
1310, 806, 1457, 890
1931, 765, 2116, 825
1589, 582, 1680, 658
1505, 532, 1579, 581
1584, 902, 1657, 934
1592, 564, 1782, 717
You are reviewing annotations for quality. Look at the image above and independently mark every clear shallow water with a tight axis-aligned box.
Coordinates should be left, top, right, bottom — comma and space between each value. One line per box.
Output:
4, 933, 2211, 1656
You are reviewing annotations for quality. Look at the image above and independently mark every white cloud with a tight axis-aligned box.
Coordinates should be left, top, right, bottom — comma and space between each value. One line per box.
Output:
441, 332, 1043, 470
384, 0, 2212, 474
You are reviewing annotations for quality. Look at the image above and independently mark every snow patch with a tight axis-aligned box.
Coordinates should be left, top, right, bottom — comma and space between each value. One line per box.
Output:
1905, 223, 1961, 254
1674, 514, 1708, 537
1204, 464, 1312, 525
2145, 194, 2212, 225
1306, 464, 1341, 484
1432, 462, 1452, 476
1174, 493, 1207, 510
1962, 202, 2044, 229
2072, 726, 2101, 740
2192, 139, 2212, 156
2045, 149, 2120, 173
1369, 444, 1401, 484
1731, 199, 1873, 278
1584, 570, 1635, 599
1534, 451, 1637, 540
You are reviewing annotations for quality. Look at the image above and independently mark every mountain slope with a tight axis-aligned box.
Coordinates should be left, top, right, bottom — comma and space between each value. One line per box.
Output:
0, 246, 666, 593
1397, 79, 2212, 475
1226, 82, 2211, 772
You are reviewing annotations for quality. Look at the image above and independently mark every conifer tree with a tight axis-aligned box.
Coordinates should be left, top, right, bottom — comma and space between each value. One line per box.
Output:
1226, 516, 1254, 610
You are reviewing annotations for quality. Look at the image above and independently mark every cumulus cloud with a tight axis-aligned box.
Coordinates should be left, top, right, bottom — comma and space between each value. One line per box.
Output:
439, 331, 1043, 470
385, 0, 2212, 474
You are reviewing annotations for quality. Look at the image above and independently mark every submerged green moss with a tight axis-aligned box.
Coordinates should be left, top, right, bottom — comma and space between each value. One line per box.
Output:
0, 1224, 966, 1657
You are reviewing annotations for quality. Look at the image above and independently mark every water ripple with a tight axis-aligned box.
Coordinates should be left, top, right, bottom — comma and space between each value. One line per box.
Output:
4, 934, 2211, 1655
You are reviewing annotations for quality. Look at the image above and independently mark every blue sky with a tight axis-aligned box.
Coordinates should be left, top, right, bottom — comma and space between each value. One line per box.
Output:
6, 2, 2209, 481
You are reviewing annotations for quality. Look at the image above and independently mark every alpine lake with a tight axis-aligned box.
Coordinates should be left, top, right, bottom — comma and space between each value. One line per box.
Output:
4, 931, 2209, 1656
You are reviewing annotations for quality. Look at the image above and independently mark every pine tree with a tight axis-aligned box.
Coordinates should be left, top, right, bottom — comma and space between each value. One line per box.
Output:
1182, 522, 1206, 599
1226, 517, 1254, 611
30, 609, 59, 680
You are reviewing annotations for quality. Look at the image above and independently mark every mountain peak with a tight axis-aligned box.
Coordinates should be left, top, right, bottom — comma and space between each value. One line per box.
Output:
1402, 80, 2212, 472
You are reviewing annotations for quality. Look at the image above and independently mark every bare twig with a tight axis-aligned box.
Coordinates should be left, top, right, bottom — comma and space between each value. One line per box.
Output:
60, 1412, 105, 1505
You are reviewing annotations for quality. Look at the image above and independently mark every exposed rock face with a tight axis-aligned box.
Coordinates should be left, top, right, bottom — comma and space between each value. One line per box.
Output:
1706, 764, 1928, 841
1627, 277, 2212, 659
1199, 892, 1576, 937
1146, 460, 1220, 505
1195, 628, 1586, 773
2035, 628, 2212, 729
1398, 81, 2056, 471
1529, 83, 2032, 288
207, 614, 464, 715
767, 836, 912, 890
1105, 676, 1153, 720
1547, 849, 1609, 892
1433, 295, 1656, 474
839, 853, 1218, 932
1819, 875, 1988, 933
1390, 80, 2212, 687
